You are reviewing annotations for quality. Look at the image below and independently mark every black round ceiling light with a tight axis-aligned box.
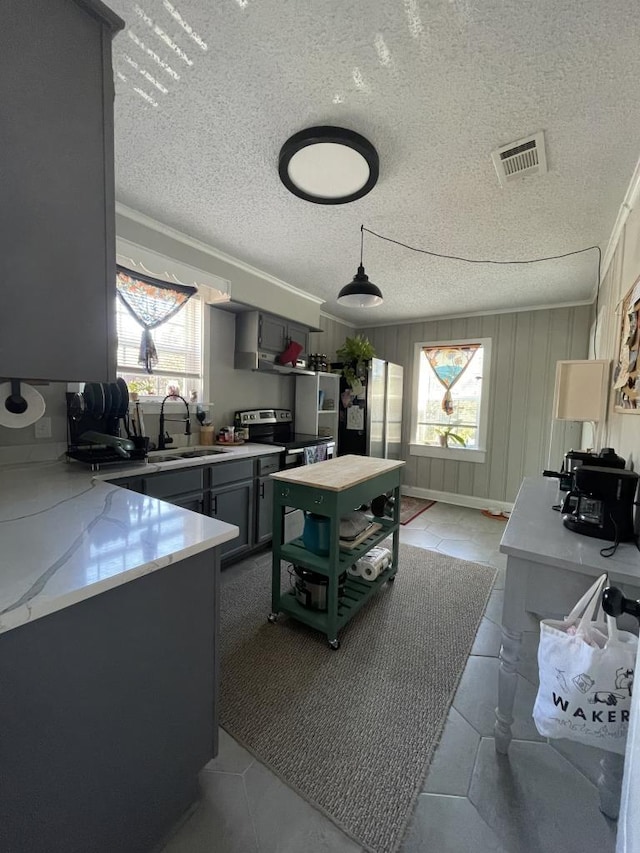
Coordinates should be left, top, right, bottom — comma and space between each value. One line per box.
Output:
278, 126, 379, 205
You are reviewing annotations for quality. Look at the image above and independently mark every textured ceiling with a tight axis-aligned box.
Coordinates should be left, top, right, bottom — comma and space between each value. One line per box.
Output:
109, 0, 640, 324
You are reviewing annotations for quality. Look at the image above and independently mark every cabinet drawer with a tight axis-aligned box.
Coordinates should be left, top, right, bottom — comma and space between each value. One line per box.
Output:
143, 468, 204, 499
210, 459, 254, 487
257, 454, 281, 476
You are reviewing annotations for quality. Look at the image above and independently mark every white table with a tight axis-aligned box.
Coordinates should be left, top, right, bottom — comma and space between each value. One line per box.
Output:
497, 477, 640, 820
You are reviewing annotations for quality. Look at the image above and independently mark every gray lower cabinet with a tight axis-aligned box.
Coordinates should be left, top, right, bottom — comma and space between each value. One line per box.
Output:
257, 476, 274, 544
172, 491, 207, 514
210, 480, 255, 560
1, 0, 123, 382
113, 456, 282, 561
0, 549, 218, 853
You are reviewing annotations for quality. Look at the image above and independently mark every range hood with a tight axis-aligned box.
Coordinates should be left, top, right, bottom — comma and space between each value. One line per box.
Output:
234, 350, 315, 376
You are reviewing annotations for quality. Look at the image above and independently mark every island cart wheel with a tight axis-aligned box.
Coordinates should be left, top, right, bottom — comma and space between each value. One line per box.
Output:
328, 639, 340, 650
267, 613, 278, 623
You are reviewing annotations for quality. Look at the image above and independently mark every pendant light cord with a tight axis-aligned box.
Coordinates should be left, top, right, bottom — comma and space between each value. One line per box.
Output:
361, 226, 602, 357
360, 223, 364, 267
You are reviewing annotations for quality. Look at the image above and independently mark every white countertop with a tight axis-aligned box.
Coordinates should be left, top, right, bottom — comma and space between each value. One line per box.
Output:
94, 442, 283, 479
0, 444, 280, 636
501, 477, 640, 584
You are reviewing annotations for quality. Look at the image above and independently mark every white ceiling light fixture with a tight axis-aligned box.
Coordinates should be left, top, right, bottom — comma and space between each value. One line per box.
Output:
337, 225, 383, 308
278, 126, 379, 205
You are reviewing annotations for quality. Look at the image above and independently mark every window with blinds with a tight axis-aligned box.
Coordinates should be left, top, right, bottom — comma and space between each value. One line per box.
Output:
116, 295, 203, 399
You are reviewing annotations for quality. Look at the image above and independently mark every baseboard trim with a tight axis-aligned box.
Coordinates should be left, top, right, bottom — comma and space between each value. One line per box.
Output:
401, 485, 513, 514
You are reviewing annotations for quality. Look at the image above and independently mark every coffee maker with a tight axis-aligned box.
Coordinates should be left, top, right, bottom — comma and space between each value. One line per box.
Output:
561, 466, 639, 542
543, 447, 626, 492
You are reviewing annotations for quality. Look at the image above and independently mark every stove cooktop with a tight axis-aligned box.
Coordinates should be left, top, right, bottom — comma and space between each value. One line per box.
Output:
252, 433, 333, 451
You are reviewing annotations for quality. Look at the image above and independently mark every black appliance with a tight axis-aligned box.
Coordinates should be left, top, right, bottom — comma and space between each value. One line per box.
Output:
66, 380, 147, 470
337, 357, 403, 459
561, 466, 639, 542
544, 447, 626, 492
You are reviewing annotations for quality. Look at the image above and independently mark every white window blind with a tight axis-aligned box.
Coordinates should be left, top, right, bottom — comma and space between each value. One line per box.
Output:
116, 295, 203, 399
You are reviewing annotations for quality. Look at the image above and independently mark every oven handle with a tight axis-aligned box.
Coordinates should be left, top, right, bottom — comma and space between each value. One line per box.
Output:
284, 442, 335, 468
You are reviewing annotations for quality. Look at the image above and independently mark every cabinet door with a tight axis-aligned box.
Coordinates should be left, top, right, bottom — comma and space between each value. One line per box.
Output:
211, 480, 254, 560
256, 476, 274, 544
0, 0, 122, 382
171, 492, 206, 514
287, 323, 309, 359
258, 314, 287, 353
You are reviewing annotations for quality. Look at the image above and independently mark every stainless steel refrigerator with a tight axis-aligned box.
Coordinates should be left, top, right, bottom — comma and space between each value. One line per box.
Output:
338, 357, 404, 459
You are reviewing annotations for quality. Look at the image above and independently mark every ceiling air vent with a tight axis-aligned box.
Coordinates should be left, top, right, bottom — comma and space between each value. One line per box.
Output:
491, 131, 547, 187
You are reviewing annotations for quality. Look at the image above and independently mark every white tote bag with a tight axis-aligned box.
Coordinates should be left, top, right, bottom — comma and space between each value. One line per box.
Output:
533, 573, 637, 755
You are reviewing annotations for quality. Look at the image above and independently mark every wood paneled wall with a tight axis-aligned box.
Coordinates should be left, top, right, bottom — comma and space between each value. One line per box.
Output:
361, 305, 591, 503
309, 313, 355, 362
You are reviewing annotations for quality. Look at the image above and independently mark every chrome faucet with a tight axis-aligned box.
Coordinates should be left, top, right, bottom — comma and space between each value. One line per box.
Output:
158, 394, 191, 450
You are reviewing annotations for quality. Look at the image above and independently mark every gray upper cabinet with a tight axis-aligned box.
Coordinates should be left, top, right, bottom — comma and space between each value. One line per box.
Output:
259, 315, 288, 354
287, 322, 310, 359
0, 0, 123, 382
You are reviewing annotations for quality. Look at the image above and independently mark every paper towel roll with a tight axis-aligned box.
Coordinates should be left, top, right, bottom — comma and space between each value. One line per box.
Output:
347, 563, 362, 578
0, 382, 46, 429
361, 561, 384, 582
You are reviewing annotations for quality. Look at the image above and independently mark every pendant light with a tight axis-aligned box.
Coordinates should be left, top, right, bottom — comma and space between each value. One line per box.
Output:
337, 225, 383, 308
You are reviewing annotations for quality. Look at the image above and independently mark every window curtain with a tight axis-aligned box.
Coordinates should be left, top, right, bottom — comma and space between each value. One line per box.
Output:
116, 265, 197, 373
423, 344, 480, 415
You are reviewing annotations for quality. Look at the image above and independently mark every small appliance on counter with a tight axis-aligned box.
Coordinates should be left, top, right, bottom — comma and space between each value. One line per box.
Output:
66, 379, 147, 470
561, 466, 639, 542
543, 447, 626, 492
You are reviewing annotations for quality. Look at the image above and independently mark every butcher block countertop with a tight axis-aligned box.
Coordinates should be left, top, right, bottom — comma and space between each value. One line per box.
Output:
270, 454, 405, 491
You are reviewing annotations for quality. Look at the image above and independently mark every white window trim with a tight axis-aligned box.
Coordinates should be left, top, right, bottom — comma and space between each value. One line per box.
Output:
409, 337, 492, 464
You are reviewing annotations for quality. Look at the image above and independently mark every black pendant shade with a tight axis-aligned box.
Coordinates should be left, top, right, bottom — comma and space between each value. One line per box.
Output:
337, 265, 383, 307
337, 226, 384, 307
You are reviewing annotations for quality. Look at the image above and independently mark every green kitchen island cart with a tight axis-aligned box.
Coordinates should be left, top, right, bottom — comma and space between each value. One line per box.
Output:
269, 455, 405, 649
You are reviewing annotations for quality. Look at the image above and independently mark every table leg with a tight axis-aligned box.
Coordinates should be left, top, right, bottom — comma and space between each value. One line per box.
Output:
598, 751, 623, 819
326, 516, 340, 649
494, 627, 523, 754
269, 496, 284, 619
391, 484, 400, 577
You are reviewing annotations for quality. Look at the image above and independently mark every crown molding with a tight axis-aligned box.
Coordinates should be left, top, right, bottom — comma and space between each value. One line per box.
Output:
600, 151, 640, 288
115, 203, 325, 307
318, 309, 357, 328
351, 299, 593, 329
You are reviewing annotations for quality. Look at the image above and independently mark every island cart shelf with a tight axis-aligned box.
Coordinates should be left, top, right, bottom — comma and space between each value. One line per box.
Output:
269, 455, 405, 648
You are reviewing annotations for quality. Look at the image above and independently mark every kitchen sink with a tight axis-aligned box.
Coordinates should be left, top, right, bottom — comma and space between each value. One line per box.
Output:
149, 448, 231, 462
177, 449, 230, 457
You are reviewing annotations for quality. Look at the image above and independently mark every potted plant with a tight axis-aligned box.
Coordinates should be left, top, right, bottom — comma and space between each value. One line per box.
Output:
335, 335, 376, 387
436, 425, 466, 448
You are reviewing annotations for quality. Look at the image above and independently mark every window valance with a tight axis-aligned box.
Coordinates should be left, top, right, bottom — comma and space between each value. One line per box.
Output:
422, 344, 480, 415
116, 265, 197, 373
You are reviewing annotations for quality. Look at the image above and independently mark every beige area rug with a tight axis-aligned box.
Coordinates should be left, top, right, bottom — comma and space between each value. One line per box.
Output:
219, 544, 496, 853
399, 495, 436, 525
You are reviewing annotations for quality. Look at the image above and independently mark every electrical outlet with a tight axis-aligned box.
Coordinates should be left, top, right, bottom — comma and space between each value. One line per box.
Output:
35, 417, 52, 439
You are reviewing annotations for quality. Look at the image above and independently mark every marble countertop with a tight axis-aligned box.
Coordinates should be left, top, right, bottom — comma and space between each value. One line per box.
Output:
0, 450, 263, 635
501, 477, 640, 583
94, 442, 284, 480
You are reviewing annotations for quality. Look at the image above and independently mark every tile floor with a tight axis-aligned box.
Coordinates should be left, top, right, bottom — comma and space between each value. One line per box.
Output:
161, 502, 619, 853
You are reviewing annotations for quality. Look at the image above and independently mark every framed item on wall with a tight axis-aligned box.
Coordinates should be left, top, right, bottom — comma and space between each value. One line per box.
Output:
613, 275, 640, 412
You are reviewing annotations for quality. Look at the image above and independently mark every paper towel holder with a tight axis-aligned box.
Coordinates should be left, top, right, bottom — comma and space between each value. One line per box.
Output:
5, 379, 28, 415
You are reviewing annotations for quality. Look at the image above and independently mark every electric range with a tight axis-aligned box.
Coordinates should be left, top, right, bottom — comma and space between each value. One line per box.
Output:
234, 409, 334, 462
